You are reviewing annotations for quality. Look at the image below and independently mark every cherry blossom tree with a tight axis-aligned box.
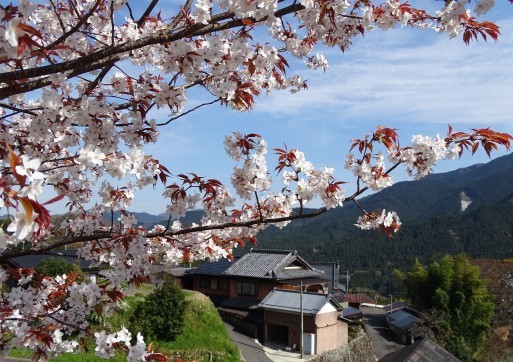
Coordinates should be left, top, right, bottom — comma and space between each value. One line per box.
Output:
0, 0, 512, 360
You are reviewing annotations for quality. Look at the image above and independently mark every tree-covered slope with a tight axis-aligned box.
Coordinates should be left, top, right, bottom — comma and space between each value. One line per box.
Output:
238, 154, 513, 289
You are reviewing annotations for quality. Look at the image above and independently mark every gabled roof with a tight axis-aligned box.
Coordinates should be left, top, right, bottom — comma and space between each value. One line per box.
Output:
258, 289, 343, 316
223, 249, 324, 280
379, 338, 460, 362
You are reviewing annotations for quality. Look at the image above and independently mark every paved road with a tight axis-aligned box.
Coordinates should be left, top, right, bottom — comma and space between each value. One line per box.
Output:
361, 306, 402, 360
224, 322, 273, 362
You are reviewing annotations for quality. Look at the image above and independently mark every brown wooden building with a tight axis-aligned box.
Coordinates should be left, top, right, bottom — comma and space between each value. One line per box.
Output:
185, 249, 330, 311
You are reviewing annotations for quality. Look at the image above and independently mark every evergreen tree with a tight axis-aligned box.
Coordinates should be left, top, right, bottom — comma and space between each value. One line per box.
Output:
128, 277, 187, 342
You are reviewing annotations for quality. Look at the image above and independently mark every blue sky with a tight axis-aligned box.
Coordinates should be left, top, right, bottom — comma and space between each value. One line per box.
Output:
126, 2, 513, 214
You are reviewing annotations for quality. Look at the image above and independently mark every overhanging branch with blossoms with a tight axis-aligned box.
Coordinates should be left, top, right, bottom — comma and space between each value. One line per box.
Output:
0, 0, 512, 360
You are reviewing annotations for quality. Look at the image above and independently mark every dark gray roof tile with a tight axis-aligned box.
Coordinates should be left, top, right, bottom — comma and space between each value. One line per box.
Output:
258, 289, 343, 315
379, 338, 460, 362
223, 249, 324, 280
187, 258, 232, 275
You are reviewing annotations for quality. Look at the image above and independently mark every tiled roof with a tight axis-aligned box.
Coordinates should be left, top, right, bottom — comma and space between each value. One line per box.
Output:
258, 289, 343, 315
223, 249, 324, 280
221, 297, 260, 310
186, 258, 232, 275
379, 338, 460, 362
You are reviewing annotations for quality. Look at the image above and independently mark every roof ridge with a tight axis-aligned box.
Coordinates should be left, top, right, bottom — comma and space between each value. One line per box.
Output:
250, 248, 296, 254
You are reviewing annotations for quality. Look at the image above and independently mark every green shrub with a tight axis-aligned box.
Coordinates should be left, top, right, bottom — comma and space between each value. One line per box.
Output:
35, 257, 84, 279
128, 277, 187, 342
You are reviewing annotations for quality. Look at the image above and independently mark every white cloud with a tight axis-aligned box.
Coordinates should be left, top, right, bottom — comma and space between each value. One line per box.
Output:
133, 5, 513, 213
252, 22, 513, 136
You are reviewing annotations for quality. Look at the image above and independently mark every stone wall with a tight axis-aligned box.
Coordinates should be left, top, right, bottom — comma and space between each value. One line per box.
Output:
310, 334, 376, 362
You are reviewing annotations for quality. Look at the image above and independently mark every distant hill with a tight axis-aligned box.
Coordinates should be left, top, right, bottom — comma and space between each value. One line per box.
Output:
111, 152, 513, 226
351, 152, 513, 221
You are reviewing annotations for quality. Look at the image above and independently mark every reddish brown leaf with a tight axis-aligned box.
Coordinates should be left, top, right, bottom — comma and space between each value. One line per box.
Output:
242, 19, 255, 29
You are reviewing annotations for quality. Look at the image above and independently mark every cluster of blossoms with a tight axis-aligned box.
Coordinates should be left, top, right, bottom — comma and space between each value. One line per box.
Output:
355, 210, 401, 235
278, 148, 345, 210
392, 134, 462, 179
345, 152, 393, 191
94, 328, 146, 360
225, 132, 272, 199
0, 0, 510, 360
1, 271, 103, 360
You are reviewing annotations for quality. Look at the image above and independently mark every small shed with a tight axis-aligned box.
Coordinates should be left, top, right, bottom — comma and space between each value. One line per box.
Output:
386, 309, 422, 345
342, 306, 362, 321
258, 289, 348, 354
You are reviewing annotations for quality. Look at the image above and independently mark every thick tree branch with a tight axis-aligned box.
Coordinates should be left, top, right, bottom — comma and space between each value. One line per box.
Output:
0, 174, 383, 262
0, 207, 329, 262
0, 3, 304, 92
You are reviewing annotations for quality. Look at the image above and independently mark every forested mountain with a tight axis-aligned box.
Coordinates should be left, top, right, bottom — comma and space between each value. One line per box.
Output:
236, 153, 513, 291
117, 153, 513, 291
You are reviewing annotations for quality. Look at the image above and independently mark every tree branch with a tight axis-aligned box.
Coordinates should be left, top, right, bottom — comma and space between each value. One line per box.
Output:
157, 99, 220, 126
45, 0, 103, 51
0, 103, 41, 117
0, 3, 304, 90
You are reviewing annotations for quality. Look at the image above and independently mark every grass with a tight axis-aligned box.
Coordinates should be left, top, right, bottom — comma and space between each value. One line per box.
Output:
10, 286, 239, 362
158, 291, 239, 360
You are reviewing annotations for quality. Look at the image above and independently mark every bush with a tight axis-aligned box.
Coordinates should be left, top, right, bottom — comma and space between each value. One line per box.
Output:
128, 277, 187, 342
35, 257, 84, 279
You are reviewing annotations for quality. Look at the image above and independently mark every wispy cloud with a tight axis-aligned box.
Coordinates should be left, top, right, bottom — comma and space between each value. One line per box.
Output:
132, 8, 513, 213
253, 22, 513, 135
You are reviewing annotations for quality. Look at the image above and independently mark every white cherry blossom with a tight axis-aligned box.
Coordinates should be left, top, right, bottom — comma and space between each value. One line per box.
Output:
0, 0, 509, 360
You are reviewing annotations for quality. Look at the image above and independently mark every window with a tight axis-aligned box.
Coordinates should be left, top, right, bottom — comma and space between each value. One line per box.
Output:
236, 281, 258, 296
218, 278, 229, 291
200, 278, 211, 289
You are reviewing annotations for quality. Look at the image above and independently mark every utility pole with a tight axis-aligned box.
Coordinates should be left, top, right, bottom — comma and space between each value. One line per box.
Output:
388, 294, 393, 327
300, 281, 303, 359
346, 270, 349, 293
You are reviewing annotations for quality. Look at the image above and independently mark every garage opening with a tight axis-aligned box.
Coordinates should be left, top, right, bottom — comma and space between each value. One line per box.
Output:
267, 324, 289, 345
